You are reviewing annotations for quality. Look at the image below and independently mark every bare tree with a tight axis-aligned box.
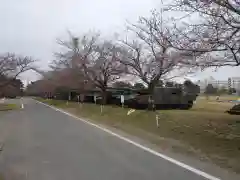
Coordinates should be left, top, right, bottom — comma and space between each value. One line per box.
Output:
52, 32, 125, 104
52, 31, 98, 70
165, 0, 240, 67
118, 11, 192, 93
49, 32, 100, 93
0, 53, 35, 88
81, 40, 126, 104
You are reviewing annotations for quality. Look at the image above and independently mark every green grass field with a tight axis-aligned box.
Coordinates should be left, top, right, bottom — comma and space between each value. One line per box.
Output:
37, 96, 240, 173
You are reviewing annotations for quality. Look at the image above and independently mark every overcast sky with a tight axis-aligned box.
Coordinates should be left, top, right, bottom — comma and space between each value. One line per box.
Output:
1, 0, 239, 85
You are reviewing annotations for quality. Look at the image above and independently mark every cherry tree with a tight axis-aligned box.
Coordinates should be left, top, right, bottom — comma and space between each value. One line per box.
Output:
118, 11, 193, 93
0, 53, 35, 88
53, 32, 125, 104
81, 40, 126, 104
165, 0, 240, 67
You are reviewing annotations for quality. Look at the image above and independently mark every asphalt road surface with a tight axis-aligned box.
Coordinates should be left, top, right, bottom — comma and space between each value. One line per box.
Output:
0, 98, 224, 180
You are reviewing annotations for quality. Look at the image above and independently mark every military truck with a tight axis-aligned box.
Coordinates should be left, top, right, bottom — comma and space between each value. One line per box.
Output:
50, 82, 199, 110
123, 83, 200, 110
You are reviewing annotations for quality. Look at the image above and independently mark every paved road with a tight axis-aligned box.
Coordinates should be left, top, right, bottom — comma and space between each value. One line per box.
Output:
0, 98, 218, 180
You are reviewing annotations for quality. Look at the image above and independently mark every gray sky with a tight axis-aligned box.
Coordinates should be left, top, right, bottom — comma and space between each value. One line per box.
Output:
0, 0, 239, 85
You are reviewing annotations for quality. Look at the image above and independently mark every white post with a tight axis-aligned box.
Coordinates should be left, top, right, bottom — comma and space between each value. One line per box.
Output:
20, 98, 24, 109
94, 95, 97, 105
121, 95, 124, 108
156, 114, 159, 128
67, 92, 71, 105
77, 95, 80, 104
80, 94, 84, 106
100, 105, 103, 113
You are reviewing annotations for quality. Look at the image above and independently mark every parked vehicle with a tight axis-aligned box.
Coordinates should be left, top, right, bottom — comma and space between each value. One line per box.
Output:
227, 102, 240, 115
90, 85, 199, 110
40, 83, 200, 110
124, 85, 200, 110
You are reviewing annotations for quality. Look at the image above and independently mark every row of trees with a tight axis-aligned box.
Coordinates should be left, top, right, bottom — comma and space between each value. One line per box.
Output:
27, 1, 240, 102
34, 27, 194, 103
2, 1, 240, 100
205, 84, 237, 95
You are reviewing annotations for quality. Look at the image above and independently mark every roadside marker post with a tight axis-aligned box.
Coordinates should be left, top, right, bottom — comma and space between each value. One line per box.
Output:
121, 95, 124, 108
77, 95, 80, 104
80, 94, 84, 109
156, 114, 159, 128
20, 98, 24, 109
67, 93, 71, 106
100, 105, 103, 114
94, 94, 97, 105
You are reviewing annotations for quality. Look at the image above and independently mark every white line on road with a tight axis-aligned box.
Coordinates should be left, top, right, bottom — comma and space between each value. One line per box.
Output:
36, 100, 221, 180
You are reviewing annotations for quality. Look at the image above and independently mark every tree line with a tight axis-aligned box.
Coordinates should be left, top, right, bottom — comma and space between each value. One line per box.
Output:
205, 83, 237, 95
1, 1, 240, 100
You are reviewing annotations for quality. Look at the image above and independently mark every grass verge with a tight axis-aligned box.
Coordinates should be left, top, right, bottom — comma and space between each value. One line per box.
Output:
0, 104, 19, 111
36, 97, 240, 173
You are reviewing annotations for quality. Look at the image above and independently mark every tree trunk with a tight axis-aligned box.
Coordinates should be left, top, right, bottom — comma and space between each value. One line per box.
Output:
101, 89, 107, 105
147, 81, 156, 111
